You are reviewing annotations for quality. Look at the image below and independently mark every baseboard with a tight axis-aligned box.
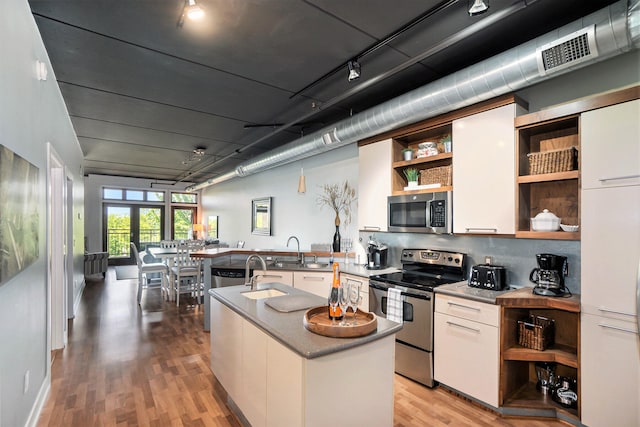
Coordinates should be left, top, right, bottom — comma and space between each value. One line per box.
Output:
24, 373, 50, 427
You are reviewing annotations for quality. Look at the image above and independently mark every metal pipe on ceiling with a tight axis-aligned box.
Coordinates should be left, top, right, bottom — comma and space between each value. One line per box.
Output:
187, 0, 639, 192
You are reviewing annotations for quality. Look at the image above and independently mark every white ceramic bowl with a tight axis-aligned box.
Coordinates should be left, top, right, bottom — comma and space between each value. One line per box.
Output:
560, 224, 579, 232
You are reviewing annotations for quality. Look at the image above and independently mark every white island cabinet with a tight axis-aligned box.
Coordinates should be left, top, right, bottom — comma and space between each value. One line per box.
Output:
452, 102, 526, 235
580, 98, 640, 427
209, 284, 400, 427
358, 138, 392, 232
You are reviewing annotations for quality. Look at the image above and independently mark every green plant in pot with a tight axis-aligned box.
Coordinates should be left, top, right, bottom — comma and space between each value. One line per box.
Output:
404, 168, 419, 187
402, 147, 413, 161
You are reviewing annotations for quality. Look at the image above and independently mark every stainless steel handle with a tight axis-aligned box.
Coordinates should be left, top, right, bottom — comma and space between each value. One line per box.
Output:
448, 301, 480, 311
262, 274, 286, 279
465, 227, 498, 233
598, 322, 638, 334
598, 174, 640, 182
598, 307, 636, 317
446, 321, 480, 333
362, 226, 381, 231
303, 276, 325, 281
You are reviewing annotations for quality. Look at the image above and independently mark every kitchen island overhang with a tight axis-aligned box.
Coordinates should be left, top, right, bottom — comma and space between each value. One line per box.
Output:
209, 283, 402, 426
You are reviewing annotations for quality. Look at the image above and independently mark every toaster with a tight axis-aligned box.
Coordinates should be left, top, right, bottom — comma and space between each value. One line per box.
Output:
468, 264, 507, 290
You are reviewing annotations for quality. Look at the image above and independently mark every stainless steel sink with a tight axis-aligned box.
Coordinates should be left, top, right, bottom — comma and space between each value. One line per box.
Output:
241, 289, 287, 299
304, 262, 329, 269
271, 260, 301, 268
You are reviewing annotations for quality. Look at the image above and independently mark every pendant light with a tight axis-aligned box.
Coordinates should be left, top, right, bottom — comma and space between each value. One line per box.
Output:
297, 168, 306, 194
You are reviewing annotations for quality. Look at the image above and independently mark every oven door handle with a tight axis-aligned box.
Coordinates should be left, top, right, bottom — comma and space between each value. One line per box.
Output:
369, 281, 432, 301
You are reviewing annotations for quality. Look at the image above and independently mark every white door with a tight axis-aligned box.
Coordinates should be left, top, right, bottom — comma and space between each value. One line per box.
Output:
48, 145, 67, 350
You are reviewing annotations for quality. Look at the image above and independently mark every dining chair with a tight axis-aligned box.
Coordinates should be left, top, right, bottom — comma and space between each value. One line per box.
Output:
170, 244, 203, 306
130, 242, 169, 304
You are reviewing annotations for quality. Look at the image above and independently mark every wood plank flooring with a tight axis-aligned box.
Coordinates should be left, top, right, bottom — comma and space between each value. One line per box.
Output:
38, 269, 565, 426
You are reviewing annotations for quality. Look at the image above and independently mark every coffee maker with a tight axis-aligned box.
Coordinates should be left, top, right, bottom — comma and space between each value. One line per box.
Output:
366, 239, 388, 270
530, 253, 569, 296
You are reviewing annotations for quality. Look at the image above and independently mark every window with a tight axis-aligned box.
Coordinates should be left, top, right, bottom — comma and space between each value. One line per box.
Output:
172, 207, 197, 240
171, 192, 197, 204
102, 188, 165, 202
103, 188, 123, 200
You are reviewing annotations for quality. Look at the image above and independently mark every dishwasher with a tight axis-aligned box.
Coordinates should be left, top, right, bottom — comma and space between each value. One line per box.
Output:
212, 266, 252, 288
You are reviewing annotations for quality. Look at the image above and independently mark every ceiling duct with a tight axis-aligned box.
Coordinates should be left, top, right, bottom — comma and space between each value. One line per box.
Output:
188, 0, 639, 192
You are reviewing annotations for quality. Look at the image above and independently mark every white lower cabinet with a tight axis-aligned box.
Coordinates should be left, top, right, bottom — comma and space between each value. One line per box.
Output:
434, 294, 500, 407
255, 269, 294, 286
581, 313, 640, 427
292, 271, 331, 297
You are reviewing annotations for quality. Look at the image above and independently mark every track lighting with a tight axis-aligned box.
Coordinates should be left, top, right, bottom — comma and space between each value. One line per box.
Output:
347, 60, 361, 82
468, 0, 489, 16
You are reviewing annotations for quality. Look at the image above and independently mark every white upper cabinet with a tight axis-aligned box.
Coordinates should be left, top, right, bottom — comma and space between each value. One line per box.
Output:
452, 103, 525, 235
358, 139, 392, 232
581, 99, 640, 189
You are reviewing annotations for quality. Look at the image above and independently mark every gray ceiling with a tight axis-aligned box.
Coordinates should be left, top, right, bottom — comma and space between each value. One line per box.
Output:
29, 0, 616, 186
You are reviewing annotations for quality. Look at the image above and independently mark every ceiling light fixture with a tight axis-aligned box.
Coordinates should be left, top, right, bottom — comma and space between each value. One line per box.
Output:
468, 0, 489, 16
177, 0, 204, 27
297, 167, 306, 194
186, 0, 205, 20
347, 60, 361, 82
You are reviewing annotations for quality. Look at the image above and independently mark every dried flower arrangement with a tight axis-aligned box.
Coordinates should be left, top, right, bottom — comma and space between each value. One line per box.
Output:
317, 180, 357, 226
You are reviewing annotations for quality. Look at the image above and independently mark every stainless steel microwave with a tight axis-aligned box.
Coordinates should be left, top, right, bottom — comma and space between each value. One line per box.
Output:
387, 192, 453, 234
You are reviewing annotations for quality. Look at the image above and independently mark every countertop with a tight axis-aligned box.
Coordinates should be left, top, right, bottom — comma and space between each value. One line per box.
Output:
435, 281, 518, 304
209, 283, 402, 359
192, 247, 400, 278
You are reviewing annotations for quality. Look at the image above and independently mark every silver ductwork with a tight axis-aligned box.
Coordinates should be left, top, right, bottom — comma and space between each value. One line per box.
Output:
188, 0, 640, 191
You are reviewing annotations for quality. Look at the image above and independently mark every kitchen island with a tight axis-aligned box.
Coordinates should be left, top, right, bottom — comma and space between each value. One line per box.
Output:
209, 283, 402, 427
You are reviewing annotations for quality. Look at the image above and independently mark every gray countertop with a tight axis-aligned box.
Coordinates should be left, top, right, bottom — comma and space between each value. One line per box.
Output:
209, 283, 402, 359
435, 281, 519, 304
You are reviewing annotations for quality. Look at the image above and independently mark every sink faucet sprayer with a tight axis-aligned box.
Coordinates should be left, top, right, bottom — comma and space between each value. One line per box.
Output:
245, 254, 267, 290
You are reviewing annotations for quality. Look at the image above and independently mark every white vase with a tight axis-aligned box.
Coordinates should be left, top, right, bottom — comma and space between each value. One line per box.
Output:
403, 150, 413, 161
407, 180, 418, 188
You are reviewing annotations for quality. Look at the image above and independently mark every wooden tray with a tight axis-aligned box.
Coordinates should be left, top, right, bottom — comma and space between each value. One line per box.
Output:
303, 306, 377, 338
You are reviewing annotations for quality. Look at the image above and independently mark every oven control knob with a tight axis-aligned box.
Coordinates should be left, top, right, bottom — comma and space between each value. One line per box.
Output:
454, 258, 460, 263
447, 256, 453, 262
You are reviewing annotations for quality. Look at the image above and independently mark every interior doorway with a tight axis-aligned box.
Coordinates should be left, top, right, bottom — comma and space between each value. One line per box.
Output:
103, 204, 164, 265
47, 144, 67, 351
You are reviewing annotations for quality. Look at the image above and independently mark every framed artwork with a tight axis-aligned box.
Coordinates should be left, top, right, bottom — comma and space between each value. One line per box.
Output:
251, 197, 272, 236
0, 145, 40, 286
207, 215, 218, 239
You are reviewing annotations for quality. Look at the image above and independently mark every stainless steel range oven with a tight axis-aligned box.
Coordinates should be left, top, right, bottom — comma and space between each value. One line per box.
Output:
369, 248, 466, 387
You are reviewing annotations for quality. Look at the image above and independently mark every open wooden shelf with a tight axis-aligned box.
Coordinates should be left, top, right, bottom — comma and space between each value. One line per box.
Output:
517, 170, 579, 184
503, 344, 578, 368
502, 381, 579, 420
515, 114, 581, 240
392, 152, 452, 168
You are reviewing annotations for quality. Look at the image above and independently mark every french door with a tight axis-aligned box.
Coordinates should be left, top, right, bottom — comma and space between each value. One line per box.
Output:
104, 204, 164, 265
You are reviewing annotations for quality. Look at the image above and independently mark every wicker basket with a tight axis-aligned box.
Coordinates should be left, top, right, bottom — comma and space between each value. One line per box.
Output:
420, 165, 452, 187
518, 315, 555, 351
527, 146, 578, 175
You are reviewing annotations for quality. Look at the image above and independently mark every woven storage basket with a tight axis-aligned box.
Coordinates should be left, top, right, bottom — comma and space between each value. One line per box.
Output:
420, 165, 452, 187
518, 314, 555, 351
527, 146, 578, 175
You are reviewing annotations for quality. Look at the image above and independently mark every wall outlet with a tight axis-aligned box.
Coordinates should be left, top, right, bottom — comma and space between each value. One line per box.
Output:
484, 256, 493, 265
23, 370, 29, 394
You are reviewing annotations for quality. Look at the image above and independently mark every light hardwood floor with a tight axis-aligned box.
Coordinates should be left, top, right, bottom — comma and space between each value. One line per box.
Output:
38, 269, 565, 426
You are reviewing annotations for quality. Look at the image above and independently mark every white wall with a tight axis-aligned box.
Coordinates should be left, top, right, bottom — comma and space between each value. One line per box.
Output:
0, 0, 85, 425
201, 144, 359, 251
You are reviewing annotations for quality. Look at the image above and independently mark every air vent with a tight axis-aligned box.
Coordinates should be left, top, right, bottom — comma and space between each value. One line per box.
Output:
537, 25, 598, 75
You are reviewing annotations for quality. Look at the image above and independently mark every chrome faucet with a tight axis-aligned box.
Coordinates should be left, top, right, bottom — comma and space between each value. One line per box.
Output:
245, 254, 267, 290
286, 235, 303, 264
